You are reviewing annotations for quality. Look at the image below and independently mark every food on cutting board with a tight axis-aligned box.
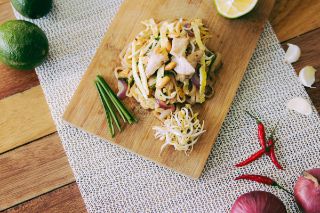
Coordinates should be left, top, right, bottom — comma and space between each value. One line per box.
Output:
214, 0, 258, 19
114, 18, 220, 112
113, 18, 222, 154
0, 20, 49, 70
153, 105, 205, 155
11, 0, 52, 19
95, 75, 137, 137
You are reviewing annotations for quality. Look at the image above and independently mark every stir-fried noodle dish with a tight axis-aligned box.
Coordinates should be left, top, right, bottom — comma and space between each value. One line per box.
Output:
114, 18, 222, 154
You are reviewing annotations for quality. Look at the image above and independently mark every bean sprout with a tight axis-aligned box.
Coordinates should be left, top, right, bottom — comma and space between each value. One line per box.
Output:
153, 105, 206, 155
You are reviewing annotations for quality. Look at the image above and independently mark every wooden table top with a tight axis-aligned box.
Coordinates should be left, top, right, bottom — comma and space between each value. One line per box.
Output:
1, 0, 320, 212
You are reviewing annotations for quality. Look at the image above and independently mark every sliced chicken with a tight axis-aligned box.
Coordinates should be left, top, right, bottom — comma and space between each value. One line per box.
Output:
172, 56, 195, 75
187, 50, 204, 68
170, 37, 189, 57
145, 51, 168, 77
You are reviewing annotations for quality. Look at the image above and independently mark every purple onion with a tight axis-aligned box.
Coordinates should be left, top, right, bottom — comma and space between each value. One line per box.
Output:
117, 80, 128, 100
294, 168, 320, 213
183, 23, 194, 37
157, 99, 175, 111
231, 191, 287, 213
191, 73, 200, 88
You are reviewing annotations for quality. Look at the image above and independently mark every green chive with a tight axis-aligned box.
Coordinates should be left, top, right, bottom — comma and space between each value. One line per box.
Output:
95, 82, 115, 137
96, 81, 122, 132
95, 75, 137, 137
96, 80, 128, 123
96, 75, 137, 123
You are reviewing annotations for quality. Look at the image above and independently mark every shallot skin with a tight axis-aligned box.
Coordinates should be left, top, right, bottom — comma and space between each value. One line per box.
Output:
117, 80, 128, 100
294, 168, 320, 213
231, 191, 287, 213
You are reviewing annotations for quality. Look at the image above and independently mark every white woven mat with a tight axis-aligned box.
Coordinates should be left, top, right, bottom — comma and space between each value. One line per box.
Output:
15, 0, 320, 212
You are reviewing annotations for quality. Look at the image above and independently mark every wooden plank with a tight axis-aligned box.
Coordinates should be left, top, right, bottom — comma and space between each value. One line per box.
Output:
270, 0, 320, 42
0, 1, 13, 24
0, 133, 75, 211
63, 0, 275, 179
0, 86, 56, 153
0, 63, 39, 100
3, 183, 86, 213
281, 28, 320, 112
0, 0, 11, 4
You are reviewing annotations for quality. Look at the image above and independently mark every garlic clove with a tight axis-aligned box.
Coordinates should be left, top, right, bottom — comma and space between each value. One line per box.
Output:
299, 66, 317, 88
287, 97, 312, 116
285, 43, 301, 64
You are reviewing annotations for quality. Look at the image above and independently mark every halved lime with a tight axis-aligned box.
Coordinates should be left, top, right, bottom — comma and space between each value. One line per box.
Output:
214, 0, 258, 19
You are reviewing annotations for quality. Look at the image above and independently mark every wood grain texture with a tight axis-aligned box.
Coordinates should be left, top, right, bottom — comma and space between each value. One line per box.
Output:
0, 133, 75, 211
0, 86, 56, 153
270, 0, 320, 42
64, 0, 275, 179
281, 28, 320, 112
4, 183, 86, 213
0, 63, 39, 99
0, 0, 13, 24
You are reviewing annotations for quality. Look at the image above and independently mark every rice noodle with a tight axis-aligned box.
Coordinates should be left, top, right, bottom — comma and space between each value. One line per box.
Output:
113, 18, 221, 154
114, 18, 218, 111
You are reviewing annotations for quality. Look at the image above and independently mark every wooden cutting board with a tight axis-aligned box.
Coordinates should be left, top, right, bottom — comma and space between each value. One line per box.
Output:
63, 0, 275, 179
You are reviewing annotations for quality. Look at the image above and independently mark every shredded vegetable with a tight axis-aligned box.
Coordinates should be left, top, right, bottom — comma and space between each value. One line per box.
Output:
114, 18, 222, 154
153, 105, 206, 155
114, 18, 218, 114
199, 54, 207, 103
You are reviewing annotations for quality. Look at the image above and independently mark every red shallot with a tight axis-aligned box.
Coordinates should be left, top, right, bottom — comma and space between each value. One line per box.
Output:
231, 191, 287, 213
116, 80, 128, 100
294, 168, 320, 213
191, 73, 200, 88
157, 99, 175, 111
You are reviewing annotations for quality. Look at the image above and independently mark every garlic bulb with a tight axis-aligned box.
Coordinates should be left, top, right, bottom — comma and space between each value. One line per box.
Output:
285, 43, 301, 64
299, 66, 317, 88
287, 97, 312, 116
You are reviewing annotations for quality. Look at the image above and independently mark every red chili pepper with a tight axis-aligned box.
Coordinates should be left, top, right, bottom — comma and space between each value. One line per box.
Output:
258, 123, 266, 150
269, 147, 283, 170
267, 139, 283, 170
235, 148, 265, 167
235, 174, 294, 196
236, 114, 283, 169
266, 125, 283, 170
235, 174, 277, 186
246, 111, 267, 150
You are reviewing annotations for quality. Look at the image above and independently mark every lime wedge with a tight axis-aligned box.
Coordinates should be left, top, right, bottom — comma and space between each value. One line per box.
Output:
214, 0, 258, 19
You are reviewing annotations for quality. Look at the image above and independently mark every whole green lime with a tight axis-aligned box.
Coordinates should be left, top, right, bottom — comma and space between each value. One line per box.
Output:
11, 0, 52, 19
0, 20, 49, 70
